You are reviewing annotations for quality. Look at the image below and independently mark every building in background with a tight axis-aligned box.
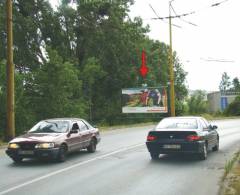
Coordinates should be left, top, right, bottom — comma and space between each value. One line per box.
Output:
207, 91, 240, 113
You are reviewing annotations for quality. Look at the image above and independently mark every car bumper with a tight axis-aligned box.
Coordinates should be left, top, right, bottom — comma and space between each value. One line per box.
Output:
146, 140, 205, 154
6, 148, 60, 160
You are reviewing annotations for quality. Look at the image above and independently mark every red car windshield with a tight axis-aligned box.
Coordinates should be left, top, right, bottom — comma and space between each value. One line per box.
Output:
29, 120, 70, 133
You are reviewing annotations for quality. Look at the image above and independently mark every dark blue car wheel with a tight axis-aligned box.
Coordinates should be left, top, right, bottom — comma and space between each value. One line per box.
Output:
150, 152, 159, 160
199, 143, 207, 160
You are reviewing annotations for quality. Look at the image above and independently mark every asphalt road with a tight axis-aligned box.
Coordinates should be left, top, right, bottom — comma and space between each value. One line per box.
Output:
0, 119, 240, 195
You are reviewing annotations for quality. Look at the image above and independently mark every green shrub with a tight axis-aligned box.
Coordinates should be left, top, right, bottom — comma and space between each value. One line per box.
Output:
224, 96, 240, 116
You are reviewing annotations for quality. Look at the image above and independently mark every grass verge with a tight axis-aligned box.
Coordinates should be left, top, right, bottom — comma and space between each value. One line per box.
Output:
200, 114, 240, 121
99, 122, 156, 132
99, 115, 240, 132
220, 151, 240, 195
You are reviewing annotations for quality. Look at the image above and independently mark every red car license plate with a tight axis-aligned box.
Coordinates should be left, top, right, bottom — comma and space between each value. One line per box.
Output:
18, 150, 34, 155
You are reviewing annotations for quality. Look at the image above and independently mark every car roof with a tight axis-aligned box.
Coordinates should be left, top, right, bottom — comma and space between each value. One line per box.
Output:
42, 118, 84, 122
163, 116, 203, 120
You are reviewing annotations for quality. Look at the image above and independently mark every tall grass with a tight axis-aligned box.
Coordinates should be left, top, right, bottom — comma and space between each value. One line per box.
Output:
223, 151, 240, 180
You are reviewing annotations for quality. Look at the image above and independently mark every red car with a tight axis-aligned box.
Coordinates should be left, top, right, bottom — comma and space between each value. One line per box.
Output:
6, 118, 101, 163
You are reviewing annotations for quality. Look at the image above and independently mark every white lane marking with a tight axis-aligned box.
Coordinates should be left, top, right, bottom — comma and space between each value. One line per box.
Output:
0, 143, 144, 195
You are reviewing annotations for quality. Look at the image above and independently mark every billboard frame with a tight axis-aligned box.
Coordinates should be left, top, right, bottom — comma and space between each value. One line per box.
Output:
121, 86, 168, 114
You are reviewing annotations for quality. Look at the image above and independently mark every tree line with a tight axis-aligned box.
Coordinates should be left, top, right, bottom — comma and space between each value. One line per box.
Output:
219, 72, 240, 92
219, 72, 240, 116
0, 0, 188, 137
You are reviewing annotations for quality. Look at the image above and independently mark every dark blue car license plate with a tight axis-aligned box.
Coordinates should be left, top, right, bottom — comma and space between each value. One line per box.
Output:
163, 144, 181, 149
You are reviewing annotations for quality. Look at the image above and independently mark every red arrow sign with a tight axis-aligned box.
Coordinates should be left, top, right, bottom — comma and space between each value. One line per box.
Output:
139, 50, 148, 78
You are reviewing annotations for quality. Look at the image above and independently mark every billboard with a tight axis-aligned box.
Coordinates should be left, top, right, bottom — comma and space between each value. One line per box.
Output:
122, 87, 168, 113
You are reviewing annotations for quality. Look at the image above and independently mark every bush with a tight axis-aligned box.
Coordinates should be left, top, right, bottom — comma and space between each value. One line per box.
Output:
224, 96, 240, 116
187, 90, 208, 115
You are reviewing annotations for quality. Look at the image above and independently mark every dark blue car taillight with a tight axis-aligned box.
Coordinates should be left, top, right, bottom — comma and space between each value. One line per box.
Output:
147, 135, 157, 141
186, 135, 201, 141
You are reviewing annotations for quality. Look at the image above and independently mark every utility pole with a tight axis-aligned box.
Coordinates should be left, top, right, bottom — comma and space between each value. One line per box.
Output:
169, 0, 176, 116
6, 0, 15, 140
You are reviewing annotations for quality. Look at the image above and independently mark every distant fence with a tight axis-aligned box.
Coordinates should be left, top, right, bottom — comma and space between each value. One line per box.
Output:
220, 91, 240, 96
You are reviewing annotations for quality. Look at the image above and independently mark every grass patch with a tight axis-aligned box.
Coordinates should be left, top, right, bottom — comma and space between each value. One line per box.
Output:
223, 152, 240, 180
220, 151, 240, 195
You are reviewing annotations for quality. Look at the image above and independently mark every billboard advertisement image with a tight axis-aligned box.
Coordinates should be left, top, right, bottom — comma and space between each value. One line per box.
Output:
122, 87, 168, 113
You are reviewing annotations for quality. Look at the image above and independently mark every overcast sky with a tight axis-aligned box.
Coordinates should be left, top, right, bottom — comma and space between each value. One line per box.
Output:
129, 0, 240, 91
51, 0, 240, 91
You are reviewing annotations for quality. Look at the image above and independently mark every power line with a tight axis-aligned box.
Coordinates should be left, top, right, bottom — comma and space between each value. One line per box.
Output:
150, 10, 196, 20
211, 0, 230, 7
149, 4, 160, 20
200, 57, 235, 63
147, 0, 231, 21
149, 4, 181, 28
170, 4, 197, 27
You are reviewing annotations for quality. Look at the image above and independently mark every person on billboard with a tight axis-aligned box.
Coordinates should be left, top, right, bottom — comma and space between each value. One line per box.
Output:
147, 89, 161, 106
140, 89, 149, 106
155, 89, 162, 106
